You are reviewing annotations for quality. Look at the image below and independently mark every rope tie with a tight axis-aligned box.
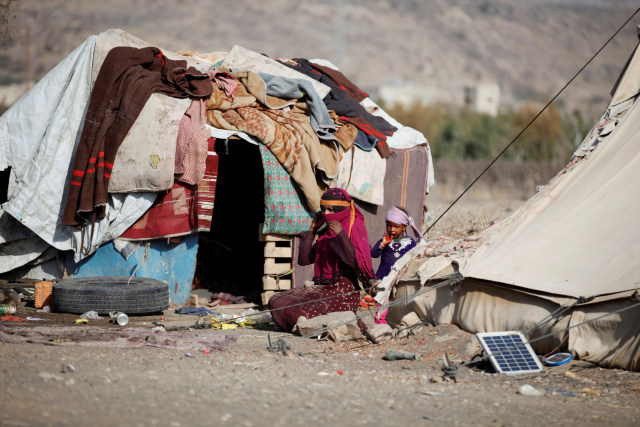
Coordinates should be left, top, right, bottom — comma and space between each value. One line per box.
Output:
440, 354, 458, 383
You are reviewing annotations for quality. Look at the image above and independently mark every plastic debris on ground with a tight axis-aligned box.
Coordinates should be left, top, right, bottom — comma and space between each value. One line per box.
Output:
1, 314, 28, 322
382, 349, 422, 360
210, 309, 272, 329
543, 352, 574, 366
517, 384, 545, 396
80, 311, 100, 320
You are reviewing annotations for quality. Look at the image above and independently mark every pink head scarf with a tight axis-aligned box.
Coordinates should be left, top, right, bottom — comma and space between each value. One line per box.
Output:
313, 188, 374, 286
386, 206, 421, 238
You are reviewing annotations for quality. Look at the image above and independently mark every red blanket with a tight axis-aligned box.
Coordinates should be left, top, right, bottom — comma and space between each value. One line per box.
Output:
120, 138, 218, 240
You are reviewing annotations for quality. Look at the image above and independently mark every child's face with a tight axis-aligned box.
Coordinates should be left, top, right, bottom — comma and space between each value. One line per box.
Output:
386, 221, 406, 239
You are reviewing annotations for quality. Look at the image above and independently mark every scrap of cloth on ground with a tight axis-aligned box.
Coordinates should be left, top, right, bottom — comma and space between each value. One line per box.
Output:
0, 325, 236, 352
62, 45, 213, 226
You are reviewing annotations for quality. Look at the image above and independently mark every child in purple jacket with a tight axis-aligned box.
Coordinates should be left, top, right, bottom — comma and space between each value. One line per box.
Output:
370, 206, 421, 280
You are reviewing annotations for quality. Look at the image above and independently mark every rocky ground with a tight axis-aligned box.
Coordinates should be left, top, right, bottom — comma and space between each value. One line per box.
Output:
1, 300, 639, 427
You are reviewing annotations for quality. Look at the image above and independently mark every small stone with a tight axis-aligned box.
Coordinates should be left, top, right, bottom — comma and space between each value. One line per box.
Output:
582, 387, 601, 397
517, 384, 544, 396
61, 364, 76, 374
38, 372, 63, 382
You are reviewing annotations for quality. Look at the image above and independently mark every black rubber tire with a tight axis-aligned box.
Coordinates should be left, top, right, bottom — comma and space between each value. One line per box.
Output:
52, 277, 170, 315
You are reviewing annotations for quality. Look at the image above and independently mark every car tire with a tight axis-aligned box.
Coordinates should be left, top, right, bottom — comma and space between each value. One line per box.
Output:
52, 276, 170, 315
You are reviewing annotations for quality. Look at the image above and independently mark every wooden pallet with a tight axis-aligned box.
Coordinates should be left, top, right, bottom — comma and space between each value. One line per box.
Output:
259, 225, 293, 305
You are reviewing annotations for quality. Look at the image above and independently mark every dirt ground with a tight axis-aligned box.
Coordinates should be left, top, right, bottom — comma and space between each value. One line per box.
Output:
1, 301, 639, 427
2, 163, 639, 427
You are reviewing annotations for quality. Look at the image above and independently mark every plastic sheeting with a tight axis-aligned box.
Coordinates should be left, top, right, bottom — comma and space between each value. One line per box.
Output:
0, 32, 156, 265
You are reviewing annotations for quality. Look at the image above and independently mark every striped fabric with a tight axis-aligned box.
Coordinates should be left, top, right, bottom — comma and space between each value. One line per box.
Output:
260, 145, 313, 235
119, 138, 218, 240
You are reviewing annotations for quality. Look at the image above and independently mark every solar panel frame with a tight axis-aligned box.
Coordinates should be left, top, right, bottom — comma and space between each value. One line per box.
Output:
476, 331, 545, 375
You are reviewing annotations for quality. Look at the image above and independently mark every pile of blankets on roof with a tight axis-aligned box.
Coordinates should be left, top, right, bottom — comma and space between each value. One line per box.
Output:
0, 29, 430, 270
62, 44, 399, 227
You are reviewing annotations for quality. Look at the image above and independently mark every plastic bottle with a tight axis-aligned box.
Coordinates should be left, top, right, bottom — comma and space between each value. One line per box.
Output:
0, 305, 17, 314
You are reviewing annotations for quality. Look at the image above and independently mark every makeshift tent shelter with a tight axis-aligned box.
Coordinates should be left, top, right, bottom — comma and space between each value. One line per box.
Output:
0, 29, 433, 306
377, 36, 640, 371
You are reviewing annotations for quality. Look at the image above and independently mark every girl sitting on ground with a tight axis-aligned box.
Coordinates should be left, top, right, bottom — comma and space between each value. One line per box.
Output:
268, 187, 375, 332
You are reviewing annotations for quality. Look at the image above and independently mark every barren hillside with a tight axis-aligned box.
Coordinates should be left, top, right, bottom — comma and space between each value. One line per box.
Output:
1, 0, 639, 116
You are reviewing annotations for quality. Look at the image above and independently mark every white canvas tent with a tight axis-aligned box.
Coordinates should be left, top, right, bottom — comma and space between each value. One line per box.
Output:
379, 37, 640, 371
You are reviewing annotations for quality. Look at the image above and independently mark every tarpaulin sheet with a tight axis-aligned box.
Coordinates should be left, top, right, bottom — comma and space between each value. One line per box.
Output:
0, 32, 156, 264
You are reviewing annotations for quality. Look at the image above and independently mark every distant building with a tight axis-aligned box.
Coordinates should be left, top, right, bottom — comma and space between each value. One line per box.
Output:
377, 81, 438, 107
376, 80, 500, 116
464, 83, 500, 116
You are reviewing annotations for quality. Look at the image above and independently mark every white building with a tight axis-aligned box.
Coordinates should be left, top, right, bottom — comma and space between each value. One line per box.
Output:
464, 83, 501, 116
376, 80, 501, 116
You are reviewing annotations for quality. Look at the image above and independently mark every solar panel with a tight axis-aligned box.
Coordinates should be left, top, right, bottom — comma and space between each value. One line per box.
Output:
476, 331, 545, 375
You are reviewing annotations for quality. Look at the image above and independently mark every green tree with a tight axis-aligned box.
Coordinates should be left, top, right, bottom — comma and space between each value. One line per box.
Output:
380, 99, 586, 162
511, 103, 567, 161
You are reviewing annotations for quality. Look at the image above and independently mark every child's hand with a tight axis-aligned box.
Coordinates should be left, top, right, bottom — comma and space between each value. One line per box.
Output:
380, 233, 393, 247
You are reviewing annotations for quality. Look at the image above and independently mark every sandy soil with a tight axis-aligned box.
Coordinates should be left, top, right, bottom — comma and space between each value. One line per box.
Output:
1, 303, 639, 427
2, 162, 637, 426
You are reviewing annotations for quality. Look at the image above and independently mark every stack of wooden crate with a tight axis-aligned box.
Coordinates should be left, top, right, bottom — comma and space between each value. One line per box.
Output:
259, 229, 294, 306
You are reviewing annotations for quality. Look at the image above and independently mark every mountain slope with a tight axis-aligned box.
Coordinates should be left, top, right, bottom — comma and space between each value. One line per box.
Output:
1, 0, 639, 115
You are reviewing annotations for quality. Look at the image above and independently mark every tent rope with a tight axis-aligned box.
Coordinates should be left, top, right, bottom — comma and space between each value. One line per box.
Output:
522, 295, 595, 338
420, 6, 640, 240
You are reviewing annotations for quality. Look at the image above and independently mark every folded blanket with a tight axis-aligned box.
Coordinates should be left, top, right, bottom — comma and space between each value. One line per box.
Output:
206, 72, 340, 212
258, 72, 337, 142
